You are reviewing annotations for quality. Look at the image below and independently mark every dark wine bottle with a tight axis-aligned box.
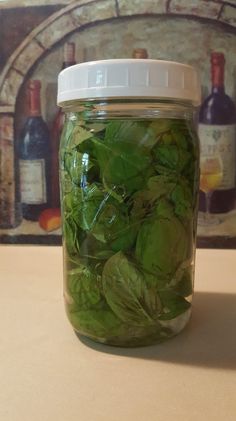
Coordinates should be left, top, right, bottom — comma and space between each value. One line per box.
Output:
51, 42, 76, 209
18, 80, 51, 221
199, 52, 236, 213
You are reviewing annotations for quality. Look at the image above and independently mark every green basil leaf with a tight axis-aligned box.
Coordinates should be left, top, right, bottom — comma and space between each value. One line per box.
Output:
171, 179, 193, 221
136, 200, 189, 281
67, 265, 102, 310
68, 307, 124, 339
158, 291, 191, 320
153, 144, 191, 174
102, 252, 162, 326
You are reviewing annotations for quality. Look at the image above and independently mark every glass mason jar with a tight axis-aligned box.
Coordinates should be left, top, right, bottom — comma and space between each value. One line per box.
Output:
58, 59, 200, 347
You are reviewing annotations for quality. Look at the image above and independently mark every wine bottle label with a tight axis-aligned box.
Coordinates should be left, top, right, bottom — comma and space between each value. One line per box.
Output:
198, 124, 236, 190
20, 159, 47, 204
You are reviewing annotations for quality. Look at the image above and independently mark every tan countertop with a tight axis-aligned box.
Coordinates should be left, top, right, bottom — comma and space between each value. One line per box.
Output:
0, 246, 236, 421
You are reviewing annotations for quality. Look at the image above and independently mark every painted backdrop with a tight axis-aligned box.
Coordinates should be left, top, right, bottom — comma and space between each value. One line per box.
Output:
0, 0, 236, 247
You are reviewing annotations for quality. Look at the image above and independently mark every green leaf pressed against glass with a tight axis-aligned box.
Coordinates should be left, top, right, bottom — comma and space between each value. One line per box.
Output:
92, 121, 155, 192
59, 117, 198, 343
135, 200, 189, 282
102, 252, 162, 326
67, 265, 102, 309
158, 291, 191, 321
173, 265, 193, 297
171, 180, 193, 221
68, 307, 124, 339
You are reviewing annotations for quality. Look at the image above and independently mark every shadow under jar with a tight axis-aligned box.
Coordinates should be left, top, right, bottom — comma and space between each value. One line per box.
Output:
57, 59, 201, 347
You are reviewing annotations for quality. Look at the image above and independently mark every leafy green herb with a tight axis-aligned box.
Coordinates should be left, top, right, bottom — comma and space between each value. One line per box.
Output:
60, 118, 198, 346
92, 121, 154, 192
68, 307, 124, 340
102, 252, 162, 326
158, 291, 191, 321
67, 265, 102, 309
135, 200, 189, 281
172, 264, 193, 297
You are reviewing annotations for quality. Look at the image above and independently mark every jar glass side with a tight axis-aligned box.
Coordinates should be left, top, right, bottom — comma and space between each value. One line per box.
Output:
59, 99, 200, 347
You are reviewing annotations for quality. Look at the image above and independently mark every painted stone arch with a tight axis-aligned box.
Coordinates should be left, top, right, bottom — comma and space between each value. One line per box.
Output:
0, 0, 236, 227
0, 0, 236, 111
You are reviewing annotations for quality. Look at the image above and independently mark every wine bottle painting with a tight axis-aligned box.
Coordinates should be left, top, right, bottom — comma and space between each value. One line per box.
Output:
0, 0, 236, 247
198, 53, 236, 214
197, 52, 236, 246
0, 41, 78, 241
18, 80, 51, 222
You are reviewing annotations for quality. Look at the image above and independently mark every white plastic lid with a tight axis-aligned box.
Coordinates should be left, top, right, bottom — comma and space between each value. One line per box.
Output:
57, 59, 201, 106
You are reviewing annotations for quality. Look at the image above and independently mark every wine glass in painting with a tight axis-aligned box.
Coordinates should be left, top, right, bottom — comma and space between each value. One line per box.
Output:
199, 155, 223, 225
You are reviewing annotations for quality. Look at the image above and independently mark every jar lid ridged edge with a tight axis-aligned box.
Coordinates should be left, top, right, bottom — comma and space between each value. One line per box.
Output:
57, 59, 201, 106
